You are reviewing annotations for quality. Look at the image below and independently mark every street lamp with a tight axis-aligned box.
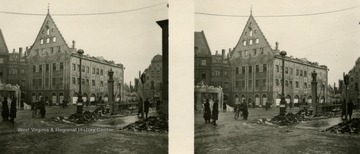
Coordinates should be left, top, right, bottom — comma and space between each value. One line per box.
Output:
140, 73, 146, 118
76, 49, 84, 114
343, 73, 350, 120
279, 51, 287, 116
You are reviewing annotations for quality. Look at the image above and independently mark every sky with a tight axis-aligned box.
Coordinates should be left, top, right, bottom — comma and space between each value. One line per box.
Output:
195, 0, 360, 87
0, 0, 168, 85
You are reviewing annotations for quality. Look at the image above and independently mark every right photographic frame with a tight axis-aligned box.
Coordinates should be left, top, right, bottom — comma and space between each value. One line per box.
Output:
194, 0, 360, 153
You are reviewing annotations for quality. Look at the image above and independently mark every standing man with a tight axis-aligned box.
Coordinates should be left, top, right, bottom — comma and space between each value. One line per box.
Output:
211, 100, 219, 126
137, 97, 143, 117
20, 99, 24, 110
1, 96, 9, 121
203, 99, 211, 123
9, 97, 17, 123
144, 98, 150, 119
348, 100, 354, 120
223, 101, 227, 112
39, 97, 46, 118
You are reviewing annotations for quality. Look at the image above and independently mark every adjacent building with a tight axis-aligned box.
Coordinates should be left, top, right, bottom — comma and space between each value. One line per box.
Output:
229, 13, 328, 107
341, 57, 360, 104
26, 11, 124, 105
142, 54, 163, 102
0, 29, 9, 83
194, 31, 231, 101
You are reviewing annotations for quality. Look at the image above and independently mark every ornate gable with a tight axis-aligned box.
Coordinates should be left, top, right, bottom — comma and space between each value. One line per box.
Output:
28, 12, 71, 62
230, 14, 273, 61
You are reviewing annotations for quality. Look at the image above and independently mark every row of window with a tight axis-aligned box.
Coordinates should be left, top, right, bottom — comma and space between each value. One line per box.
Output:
33, 63, 64, 72
72, 63, 109, 76
275, 79, 310, 89
40, 37, 57, 45
235, 79, 267, 88
32, 77, 63, 87
275, 65, 308, 77
35, 46, 61, 55
236, 64, 267, 74
7, 79, 26, 86
9, 68, 26, 74
72, 77, 106, 87
212, 70, 228, 77
241, 48, 264, 57
243, 38, 260, 46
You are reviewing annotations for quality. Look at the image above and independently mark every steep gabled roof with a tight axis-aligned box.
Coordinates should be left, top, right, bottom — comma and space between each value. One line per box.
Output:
0, 29, 9, 55
231, 14, 272, 60
195, 31, 212, 57
28, 12, 71, 57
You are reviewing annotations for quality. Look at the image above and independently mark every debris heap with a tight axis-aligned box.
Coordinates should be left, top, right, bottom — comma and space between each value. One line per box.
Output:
122, 116, 168, 133
256, 110, 309, 126
324, 118, 360, 134
50, 108, 102, 124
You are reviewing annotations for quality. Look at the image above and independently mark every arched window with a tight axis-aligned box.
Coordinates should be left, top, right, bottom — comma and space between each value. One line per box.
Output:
256, 38, 259, 44
243, 40, 247, 46
250, 30, 253, 36
52, 37, 56, 43
47, 29, 50, 35
46, 38, 50, 44
249, 39, 253, 45
40, 39, 44, 44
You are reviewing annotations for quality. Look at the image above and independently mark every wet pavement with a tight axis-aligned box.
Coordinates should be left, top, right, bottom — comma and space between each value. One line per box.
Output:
195, 107, 360, 154
0, 106, 167, 154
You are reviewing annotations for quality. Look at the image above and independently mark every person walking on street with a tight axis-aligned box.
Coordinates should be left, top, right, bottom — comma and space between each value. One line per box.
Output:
241, 100, 249, 120
137, 97, 143, 118
223, 102, 227, 112
20, 99, 24, 110
144, 98, 150, 118
203, 99, 211, 123
211, 100, 219, 125
348, 100, 354, 120
1, 96, 9, 121
39, 97, 46, 118
9, 97, 17, 123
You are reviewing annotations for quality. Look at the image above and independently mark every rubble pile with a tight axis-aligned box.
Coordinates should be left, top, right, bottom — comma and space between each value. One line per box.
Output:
50, 108, 102, 124
313, 111, 338, 118
256, 110, 309, 126
122, 116, 168, 133
324, 118, 360, 134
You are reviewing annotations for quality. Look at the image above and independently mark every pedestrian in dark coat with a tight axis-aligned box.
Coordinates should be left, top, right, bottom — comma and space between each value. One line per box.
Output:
1, 97, 9, 121
348, 100, 354, 120
39, 98, 46, 118
203, 99, 211, 123
341, 99, 346, 119
223, 102, 227, 112
144, 99, 150, 118
9, 97, 17, 123
137, 97, 143, 117
211, 100, 219, 125
20, 100, 24, 110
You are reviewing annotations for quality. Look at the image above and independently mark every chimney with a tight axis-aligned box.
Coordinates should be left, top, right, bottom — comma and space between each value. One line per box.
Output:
216, 50, 218, 55
222, 49, 225, 59
19, 47, 23, 60
13, 49, 15, 53
275, 42, 279, 51
72, 40, 76, 49
229, 48, 231, 53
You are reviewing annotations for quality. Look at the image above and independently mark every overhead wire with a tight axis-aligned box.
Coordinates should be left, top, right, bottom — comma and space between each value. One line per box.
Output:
0, 1, 167, 16
195, 5, 359, 17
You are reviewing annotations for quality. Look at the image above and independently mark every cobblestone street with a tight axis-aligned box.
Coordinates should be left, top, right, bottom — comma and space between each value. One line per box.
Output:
0, 106, 168, 154
195, 107, 360, 154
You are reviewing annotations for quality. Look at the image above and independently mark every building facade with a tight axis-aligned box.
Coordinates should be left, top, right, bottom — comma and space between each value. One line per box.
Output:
194, 31, 231, 102
142, 54, 163, 102
0, 29, 9, 83
342, 57, 360, 104
229, 13, 328, 107
27, 12, 124, 105
7, 48, 28, 100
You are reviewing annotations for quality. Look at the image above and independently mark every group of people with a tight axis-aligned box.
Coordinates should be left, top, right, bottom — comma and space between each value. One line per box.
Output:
341, 100, 354, 120
203, 98, 219, 125
137, 97, 151, 119
235, 100, 249, 120
1, 97, 17, 123
31, 97, 46, 118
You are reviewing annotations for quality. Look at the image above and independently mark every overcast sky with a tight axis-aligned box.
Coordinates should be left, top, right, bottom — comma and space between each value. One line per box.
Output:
195, 0, 360, 87
0, 0, 168, 85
